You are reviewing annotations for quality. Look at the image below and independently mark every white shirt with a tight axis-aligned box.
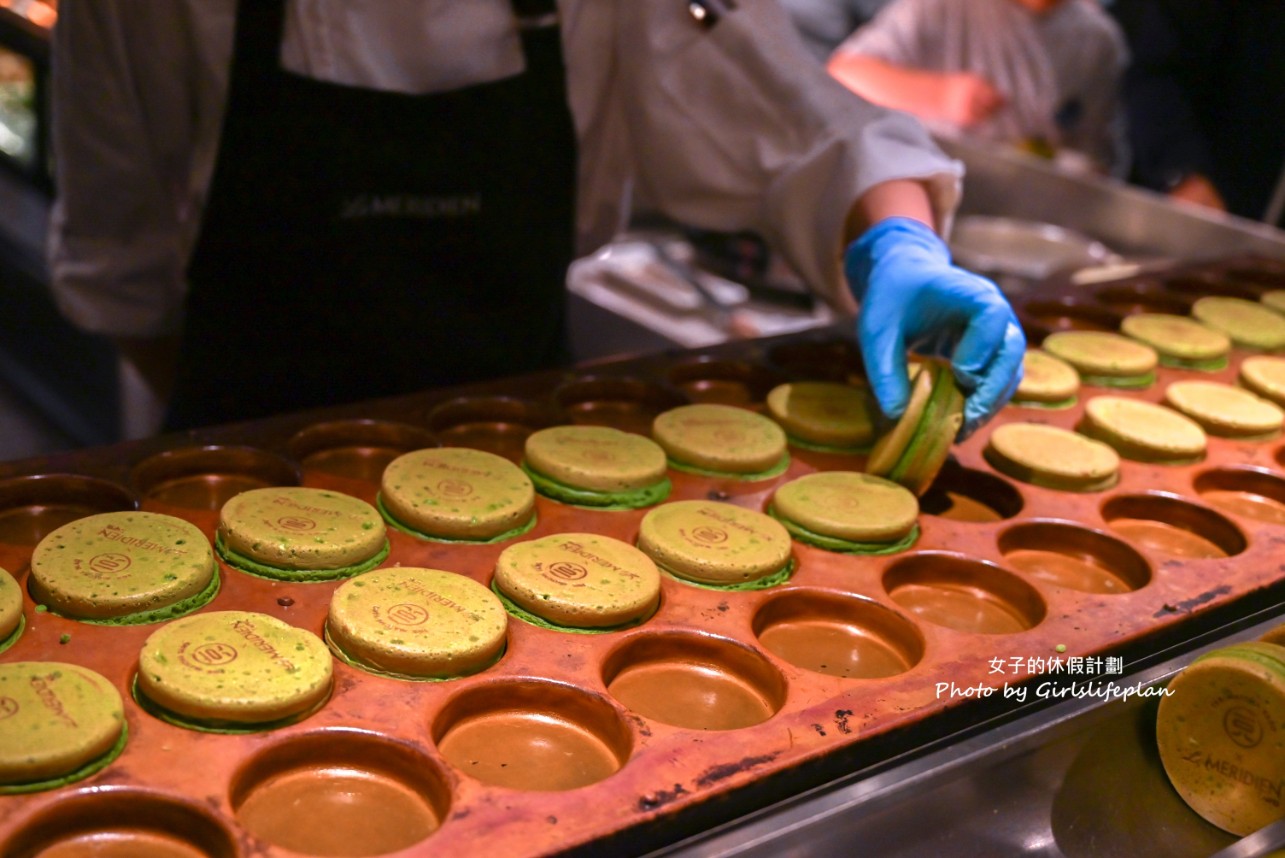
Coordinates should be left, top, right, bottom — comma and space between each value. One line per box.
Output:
833, 0, 1127, 171
49, 0, 962, 337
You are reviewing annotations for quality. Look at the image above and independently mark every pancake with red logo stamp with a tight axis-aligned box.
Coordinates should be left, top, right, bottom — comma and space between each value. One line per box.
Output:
637, 499, 793, 588
217, 487, 388, 581
28, 511, 218, 624
652, 403, 788, 479
769, 472, 919, 555
380, 447, 536, 541
522, 425, 669, 509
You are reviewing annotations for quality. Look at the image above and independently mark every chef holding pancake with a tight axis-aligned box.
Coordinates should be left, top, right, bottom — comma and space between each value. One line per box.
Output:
47, 0, 1022, 435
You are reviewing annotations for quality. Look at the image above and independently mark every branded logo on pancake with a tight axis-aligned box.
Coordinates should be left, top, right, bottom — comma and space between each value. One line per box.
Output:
691, 525, 728, 545
0, 696, 17, 720
88, 552, 132, 577
277, 516, 316, 532
29, 674, 77, 728
436, 478, 473, 499
547, 561, 589, 582
387, 603, 430, 627
1224, 705, 1264, 749
190, 642, 239, 667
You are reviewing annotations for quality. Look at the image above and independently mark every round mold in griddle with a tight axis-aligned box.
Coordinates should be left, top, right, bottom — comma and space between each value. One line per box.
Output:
287, 419, 436, 483
230, 729, 452, 857
553, 375, 688, 437
132, 446, 300, 512
1193, 467, 1285, 527
427, 396, 563, 464
666, 357, 786, 408
602, 632, 787, 730
0, 474, 136, 547
997, 520, 1151, 595
882, 552, 1047, 635
431, 679, 633, 791
1100, 493, 1246, 560
918, 461, 1025, 522
1021, 298, 1123, 333
1226, 260, 1285, 290
1160, 273, 1260, 302
766, 336, 864, 383
752, 590, 925, 679
1093, 282, 1190, 316
4, 787, 239, 858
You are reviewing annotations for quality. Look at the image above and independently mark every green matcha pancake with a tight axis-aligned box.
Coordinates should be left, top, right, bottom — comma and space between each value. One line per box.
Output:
28, 511, 218, 624
1192, 296, 1285, 351
866, 360, 965, 495
652, 403, 789, 479
0, 566, 23, 651
327, 567, 507, 680
769, 471, 919, 554
765, 381, 876, 451
1042, 331, 1158, 388
1120, 313, 1231, 370
983, 423, 1120, 492
522, 425, 670, 509
136, 611, 332, 731
1261, 289, 1285, 315
217, 487, 388, 581
1239, 355, 1285, 407
1012, 349, 1080, 408
1078, 396, 1207, 463
0, 662, 126, 793
380, 447, 536, 540
637, 499, 794, 588
1156, 641, 1285, 836
493, 533, 660, 632
1164, 380, 1284, 438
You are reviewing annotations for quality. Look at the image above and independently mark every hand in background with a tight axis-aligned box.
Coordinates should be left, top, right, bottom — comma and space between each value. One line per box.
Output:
845, 217, 1025, 439
941, 72, 1007, 128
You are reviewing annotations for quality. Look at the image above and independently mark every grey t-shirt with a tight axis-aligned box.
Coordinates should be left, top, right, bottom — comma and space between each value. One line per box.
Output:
777, 0, 894, 62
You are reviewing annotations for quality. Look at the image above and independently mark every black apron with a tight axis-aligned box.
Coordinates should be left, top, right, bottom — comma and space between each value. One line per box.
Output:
166, 0, 577, 430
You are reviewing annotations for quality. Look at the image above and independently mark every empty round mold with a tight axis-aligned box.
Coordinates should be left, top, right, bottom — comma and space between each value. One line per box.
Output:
1160, 274, 1259, 302
230, 729, 450, 857
602, 632, 786, 730
666, 357, 784, 407
1093, 283, 1190, 316
288, 419, 435, 481
132, 446, 299, 511
919, 461, 1024, 523
883, 552, 1047, 635
1022, 299, 1122, 333
998, 520, 1151, 595
553, 376, 687, 436
767, 337, 864, 382
5, 787, 237, 858
433, 679, 632, 791
753, 590, 925, 679
1101, 493, 1246, 559
1193, 467, 1285, 526
427, 396, 562, 463
1225, 261, 1285, 290
0, 474, 135, 546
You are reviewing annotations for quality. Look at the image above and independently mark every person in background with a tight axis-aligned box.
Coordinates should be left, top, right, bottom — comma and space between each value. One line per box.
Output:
776, 0, 893, 63
48, 0, 1022, 437
827, 0, 1129, 175
1107, 0, 1285, 224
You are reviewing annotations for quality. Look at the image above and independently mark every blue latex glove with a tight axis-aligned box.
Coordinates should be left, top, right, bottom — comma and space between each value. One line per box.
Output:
845, 217, 1025, 439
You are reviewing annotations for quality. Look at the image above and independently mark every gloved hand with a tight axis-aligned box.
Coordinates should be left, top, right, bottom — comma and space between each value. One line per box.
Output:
845, 216, 1025, 439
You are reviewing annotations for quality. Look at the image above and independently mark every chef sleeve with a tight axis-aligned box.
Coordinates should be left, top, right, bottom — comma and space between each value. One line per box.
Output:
613, 0, 961, 314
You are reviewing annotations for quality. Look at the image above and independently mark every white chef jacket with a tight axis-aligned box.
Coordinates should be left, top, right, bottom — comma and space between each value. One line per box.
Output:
832, 0, 1128, 172
48, 0, 963, 339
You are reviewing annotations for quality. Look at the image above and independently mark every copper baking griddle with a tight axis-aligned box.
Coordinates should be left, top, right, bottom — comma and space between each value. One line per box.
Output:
1, 256, 1284, 857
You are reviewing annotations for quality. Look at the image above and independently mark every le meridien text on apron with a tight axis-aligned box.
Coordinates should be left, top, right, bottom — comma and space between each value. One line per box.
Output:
339, 192, 483, 220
